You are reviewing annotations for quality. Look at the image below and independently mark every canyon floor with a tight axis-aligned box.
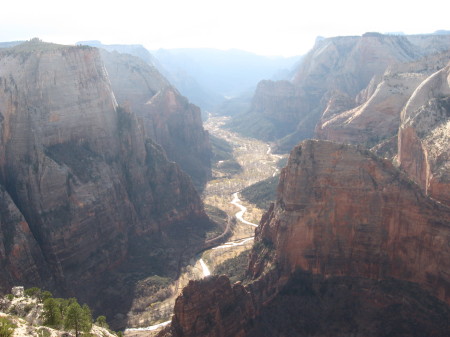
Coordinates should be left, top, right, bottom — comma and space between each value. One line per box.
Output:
124, 115, 286, 335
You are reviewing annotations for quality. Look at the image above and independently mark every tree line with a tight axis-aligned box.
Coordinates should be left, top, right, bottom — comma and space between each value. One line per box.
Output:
21, 287, 111, 337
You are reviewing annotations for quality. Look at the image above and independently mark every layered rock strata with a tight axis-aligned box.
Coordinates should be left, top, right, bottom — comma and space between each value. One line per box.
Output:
229, 33, 450, 152
0, 41, 212, 311
167, 140, 450, 337
253, 140, 450, 302
99, 49, 211, 190
398, 62, 450, 206
316, 51, 450, 152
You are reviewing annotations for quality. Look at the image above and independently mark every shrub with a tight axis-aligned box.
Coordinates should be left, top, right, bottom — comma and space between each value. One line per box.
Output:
24, 287, 41, 298
0, 317, 16, 337
95, 315, 109, 329
36, 327, 51, 337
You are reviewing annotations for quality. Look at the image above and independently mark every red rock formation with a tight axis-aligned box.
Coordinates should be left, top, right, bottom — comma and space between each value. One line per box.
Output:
253, 140, 450, 303
398, 62, 450, 206
0, 40, 212, 311
171, 276, 255, 337
166, 140, 450, 337
229, 34, 450, 152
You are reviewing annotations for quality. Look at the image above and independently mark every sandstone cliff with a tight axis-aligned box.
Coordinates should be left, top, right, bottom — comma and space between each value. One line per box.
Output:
253, 140, 450, 301
166, 140, 450, 337
316, 51, 450, 153
98, 49, 211, 190
171, 276, 255, 337
0, 40, 214, 319
398, 62, 450, 206
228, 33, 450, 152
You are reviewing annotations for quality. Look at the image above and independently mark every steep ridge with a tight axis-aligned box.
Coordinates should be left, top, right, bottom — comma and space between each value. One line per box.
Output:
165, 140, 450, 337
316, 51, 450, 154
252, 140, 450, 298
227, 33, 450, 152
98, 49, 211, 190
0, 40, 214, 320
398, 62, 450, 206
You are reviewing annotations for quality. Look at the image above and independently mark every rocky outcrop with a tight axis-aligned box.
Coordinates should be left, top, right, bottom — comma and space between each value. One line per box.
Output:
316, 51, 450, 152
99, 49, 211, 190
171, 276, 255, 337
165, 140, 450, 337
225, 80, 311, 142
316, 71, 425, 147
229, 33, 450, 152
0, 40, 213, 316
398, 62, 450, 206
0, 186, 49, 292
253, 140, 450, 303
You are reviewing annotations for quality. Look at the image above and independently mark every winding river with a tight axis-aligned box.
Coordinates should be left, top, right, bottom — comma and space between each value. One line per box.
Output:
124, 116, 283, 335
124, 191, 258, 334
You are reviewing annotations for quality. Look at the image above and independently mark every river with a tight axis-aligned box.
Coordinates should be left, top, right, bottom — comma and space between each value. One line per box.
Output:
124, 115, 284, 335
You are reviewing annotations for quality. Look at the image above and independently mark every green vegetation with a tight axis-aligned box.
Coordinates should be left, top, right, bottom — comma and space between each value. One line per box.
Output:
209, 134, 242, 176
213, 250, 250, 283
95, 315, 109, 329
42, 298, 63, 327
64, 302, 92, 337
241, 174, 280, 210
40, 292, 94, 336
36, 327, 51, 337
24, 287, 53, 302
0, 317, 16, 337
1, 287, 117, 336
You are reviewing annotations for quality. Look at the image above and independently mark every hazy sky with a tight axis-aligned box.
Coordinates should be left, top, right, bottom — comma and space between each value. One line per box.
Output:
2, 0, 449, 56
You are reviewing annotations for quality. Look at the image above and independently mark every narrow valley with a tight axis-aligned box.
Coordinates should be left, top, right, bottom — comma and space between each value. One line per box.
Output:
123, 115, 286, 334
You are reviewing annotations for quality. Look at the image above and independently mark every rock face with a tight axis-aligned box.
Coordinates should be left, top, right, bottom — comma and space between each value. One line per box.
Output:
254, 140, 450, 302
316, 71, 424, 147
229, 33, 450, 152
0, 40, 213, 312
316, 51, 450, 153
171, 276, 255, 337
99, 49, 211, 190
225, 80, 307, 141
166, 140, 450, 337
398, 62, 450, 206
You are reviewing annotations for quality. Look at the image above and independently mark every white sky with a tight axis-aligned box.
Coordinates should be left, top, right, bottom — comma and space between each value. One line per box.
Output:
1, 0, 449, 56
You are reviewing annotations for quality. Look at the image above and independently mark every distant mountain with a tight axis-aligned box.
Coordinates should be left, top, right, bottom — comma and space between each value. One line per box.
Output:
0, 41, 23, 48
433, 30, 450, 35
77, 40, 159, 66
77, 41, 212, 188
226, 33, 450, 152
152, 48, 301, 111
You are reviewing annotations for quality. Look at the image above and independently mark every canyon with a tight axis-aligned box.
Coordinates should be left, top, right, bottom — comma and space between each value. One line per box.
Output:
0, 39, 215, 325
166, 139, 450, 337
0, 32, 449, 337
156, 34, 450, 337
228, 33, 450, 153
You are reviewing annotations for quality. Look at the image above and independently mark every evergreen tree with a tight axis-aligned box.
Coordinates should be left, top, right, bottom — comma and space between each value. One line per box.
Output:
95, 315, 109, 329
42, 298, 62, 328
64, 302, 92, 337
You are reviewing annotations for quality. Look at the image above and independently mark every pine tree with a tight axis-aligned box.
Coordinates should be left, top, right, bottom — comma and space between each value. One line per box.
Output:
42, 298, 62, 328
63, 302, 92, 337
95, 315, 109, 329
